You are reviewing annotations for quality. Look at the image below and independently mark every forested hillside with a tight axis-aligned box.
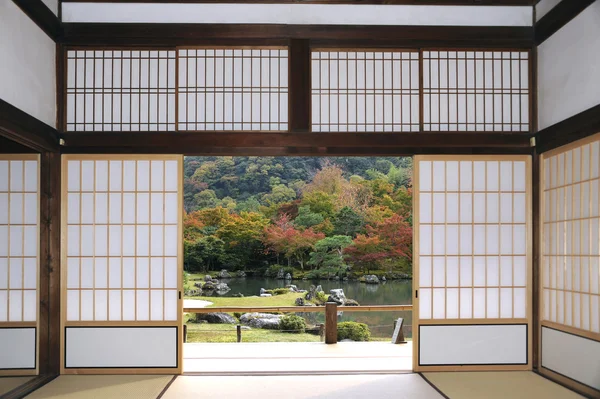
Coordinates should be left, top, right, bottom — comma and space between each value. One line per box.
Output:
183, 157, 413, 278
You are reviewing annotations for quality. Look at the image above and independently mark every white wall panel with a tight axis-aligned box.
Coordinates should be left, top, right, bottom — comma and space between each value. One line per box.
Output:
538, 3, 600, 129
535, 0, 561, 21
0, 2, 56, 127
0, 328, 36, 369
542, 327, 600, 390
419, 325, 527, 365
65, 327, 177, 368
41, 0, 59, 16
62, 3, 532, 26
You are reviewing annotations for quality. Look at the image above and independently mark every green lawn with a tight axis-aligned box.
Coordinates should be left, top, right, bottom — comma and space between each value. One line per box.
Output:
185, 323, 322, 343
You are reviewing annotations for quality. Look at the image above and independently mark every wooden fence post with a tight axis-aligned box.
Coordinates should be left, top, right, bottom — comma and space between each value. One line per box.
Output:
237, 325, 242, 343
325, 302, 338, 344
319, 323, 325, 342
183, 324, 187, 343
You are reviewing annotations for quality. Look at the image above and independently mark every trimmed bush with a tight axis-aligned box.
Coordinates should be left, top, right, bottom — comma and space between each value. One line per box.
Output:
337, 321, 371, 341
272, 288, 290, 296
278, 314, 306, 333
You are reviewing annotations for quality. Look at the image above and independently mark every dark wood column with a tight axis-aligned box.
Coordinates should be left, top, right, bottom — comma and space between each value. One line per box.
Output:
39, 151, 61, 375
289, 39, 311, 133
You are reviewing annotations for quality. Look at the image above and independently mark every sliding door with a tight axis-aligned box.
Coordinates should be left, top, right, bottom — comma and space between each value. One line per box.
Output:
413, 155, 531, 371
0, 155, 40, 375
61, 155, 183, 374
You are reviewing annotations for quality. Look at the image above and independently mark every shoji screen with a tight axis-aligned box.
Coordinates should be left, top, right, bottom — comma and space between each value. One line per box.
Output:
414, 155, 531, 371
178, 48, 288, 131
540, 135, 600, 394
0, 155, 39, 375
311, 50, 420, 132
422, 50, 529, 132
61, 155, 183, 374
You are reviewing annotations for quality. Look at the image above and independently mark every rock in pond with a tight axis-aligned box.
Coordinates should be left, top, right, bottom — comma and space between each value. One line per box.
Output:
259, 288, 267, 295
204, 275, 213, 282
315, 285, 324, 293
236, 270, 247, 277
215, 282, 231, 293
285, 273, 292, 280
327, 288, 347, 305
240, 313, 282, 329
203, 282, 215, 290
345, 299, 360, 306
276, 268, 285, 279
364, 275, 380, 284
286, 284, 298, 292
195, 312, 237, 324
219, 269, 232, 279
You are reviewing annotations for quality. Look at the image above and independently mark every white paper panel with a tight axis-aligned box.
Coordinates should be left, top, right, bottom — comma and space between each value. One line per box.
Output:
0, 328, 36, 369
65, 327, 177, 368
542, 327, 600, 390
420, 325, 527, 365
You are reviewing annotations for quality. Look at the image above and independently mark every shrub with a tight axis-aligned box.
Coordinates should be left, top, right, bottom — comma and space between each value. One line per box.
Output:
309, 291, 329, 305
337, 321, 371, 341
233, 312, 246, 320
279, 314, 306, 333
272, 288, 290, 296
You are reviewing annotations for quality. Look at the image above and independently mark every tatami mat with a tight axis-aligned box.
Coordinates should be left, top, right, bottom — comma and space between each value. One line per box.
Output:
423, 371, 584, 399
25, 375, 173, 399
161, 374, 444, 399
0, 376, 34, 396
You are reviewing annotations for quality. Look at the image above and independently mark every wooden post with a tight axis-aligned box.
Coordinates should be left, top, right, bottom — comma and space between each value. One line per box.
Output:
325, 302, 338, 344
319, 323, 325, 342
237, 325, 242, 343
183, 324, 187, 343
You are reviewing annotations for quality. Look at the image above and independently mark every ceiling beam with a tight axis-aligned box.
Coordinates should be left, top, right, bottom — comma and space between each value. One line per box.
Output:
12, 0, 62, 41
535, 104, 600, 154
60, 131, 533, 155
61, 24, 534, 47
0, 99, 60, 153
535, 0, 595, 45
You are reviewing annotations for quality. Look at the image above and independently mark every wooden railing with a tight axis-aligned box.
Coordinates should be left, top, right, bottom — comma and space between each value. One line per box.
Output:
183, 302, 412, 344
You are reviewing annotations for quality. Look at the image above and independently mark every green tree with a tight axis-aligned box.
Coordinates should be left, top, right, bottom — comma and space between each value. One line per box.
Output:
307, 235, 353, 270
332, 206, 364, 237
216, 212, 269, 270
262, 184, 297, 206
301, 191, 336, 218
294, 206, 324, 229
194, 189, 219, 209
184, 236, 225, 272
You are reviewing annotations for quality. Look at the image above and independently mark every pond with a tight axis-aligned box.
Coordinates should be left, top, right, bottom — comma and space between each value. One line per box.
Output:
205, 277, 413, 338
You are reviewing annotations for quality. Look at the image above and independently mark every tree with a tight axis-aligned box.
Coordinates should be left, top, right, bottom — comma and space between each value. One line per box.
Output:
216, 211, 269, 270
294, 206, 324, 229
301, 191, 336, 218
303, 164, 346, 196
345, 234, 387, 274
264, 215, 324, 269
194, 189, 219, 209
332, 206, 364, 237
307, 235, 353, 270
262, 184, 297, 205
184, 236, 225, 272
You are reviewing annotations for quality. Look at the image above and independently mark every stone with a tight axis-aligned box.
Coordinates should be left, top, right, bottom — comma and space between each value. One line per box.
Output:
231, 292, 244, 298
327, 288, 347, 305
276, 268, 285, 279
260, 288, 267, 295
237, 270, 247, 277
194, 282, 203, 288
219, 269, 232, 279
364, 275, 380, 284
343, 277, 349, 281
345, 299, 360, 306
195, 312, 237, 324
203, 282, 215, 290
215, 282, 231, 293
333, 276, 340, 281
295, 297, 305, 306
315, 285, 324, 293
381, 276, 387, 281
204, 275, 213, 282
240, 313, 283, 329
211, 279, 220, 284
340, 339, 355, 342
285, 273, 292, 280
286, 284, 298, 292
260, 293, 272, 297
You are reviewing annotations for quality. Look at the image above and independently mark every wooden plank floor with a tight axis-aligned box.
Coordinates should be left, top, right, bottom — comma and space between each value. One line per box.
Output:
184, 341, 413, 374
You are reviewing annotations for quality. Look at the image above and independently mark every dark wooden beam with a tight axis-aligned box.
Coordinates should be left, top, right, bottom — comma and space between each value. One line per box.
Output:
2, 374, 58, 399
535, 104, 600, 154
61, 0, 536, 4
61, 24, 534, 47
534, 0, 595, 45
11, 0, 62, 41
60, 131, 532, 155
38, 152, 61, 375
0, 136, 37, 153
289, 39, 311, 132
0, 99, 60, 153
